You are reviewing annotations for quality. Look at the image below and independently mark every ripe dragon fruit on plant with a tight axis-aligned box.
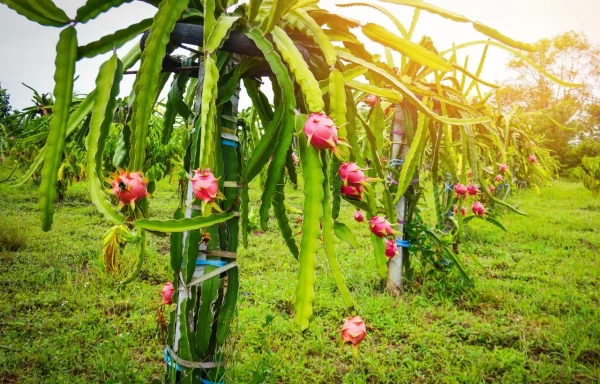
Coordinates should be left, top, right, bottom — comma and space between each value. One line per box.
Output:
161, 282, 175, 305
494, 174, 504, 183
303, 112, 339, 151
454, 183, 468, 197
340, 184, 363, 200
472, 201, 485, 216
108, 169, 148, 209
190, 168, 224, 208
353, 210, 365, 222
528, 154, 537, 163
488, 185, 496, 193
499, 163, 508, 173
454, 204, 466, 216
291, 152, 299, 166
365, 94, 379, 107
467, 183, 479, 196
385, 239, 397, 258
369, 216, 395, 238
338, 162, 366, 186
341, 316, 367, 347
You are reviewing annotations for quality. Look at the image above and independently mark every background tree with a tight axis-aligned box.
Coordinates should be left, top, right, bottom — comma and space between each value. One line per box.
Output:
0, 82, 11, 122
497, 31, 600, 167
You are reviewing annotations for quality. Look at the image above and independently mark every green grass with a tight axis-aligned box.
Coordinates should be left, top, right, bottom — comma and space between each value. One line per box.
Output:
0, 165, 599, 383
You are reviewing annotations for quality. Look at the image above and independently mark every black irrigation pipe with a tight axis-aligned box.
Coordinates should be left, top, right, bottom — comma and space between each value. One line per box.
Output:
140, 23, 310, 77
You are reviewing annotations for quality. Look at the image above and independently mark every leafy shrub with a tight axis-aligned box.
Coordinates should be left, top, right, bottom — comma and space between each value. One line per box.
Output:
573, 156, 600, 195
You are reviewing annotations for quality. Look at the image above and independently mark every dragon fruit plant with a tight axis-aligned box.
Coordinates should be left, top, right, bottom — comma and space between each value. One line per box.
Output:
4, 0, 570, 382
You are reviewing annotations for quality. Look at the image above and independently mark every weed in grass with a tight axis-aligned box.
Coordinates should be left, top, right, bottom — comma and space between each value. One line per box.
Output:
0, 219, 26, 252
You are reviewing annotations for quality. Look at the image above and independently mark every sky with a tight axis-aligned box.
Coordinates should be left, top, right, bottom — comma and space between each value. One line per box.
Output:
1, 0, 600, 110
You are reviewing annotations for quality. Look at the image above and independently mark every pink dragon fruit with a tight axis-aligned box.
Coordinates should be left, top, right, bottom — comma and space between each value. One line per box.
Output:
191, 168, 221, 203
292, 152, 299, 166
528, 154, 537, 163
353, 210, 365, 223
365, 94, 379, 107
467, 184, 479, 196
341, 316, 367, 347
303, 112, 339, 150
454, 204, 466, 216
339, 162, 366, 186
385, 239, 397, 258
488, 185, 496, 193
499, 163, 508, 174
369, 216, 394, 238
161, 282, 175, 305
109, 170, 148, 207
494, 174, 503, 183
341, 184, 363, 200
472, 201, 485, 216
454, 183, 468, 197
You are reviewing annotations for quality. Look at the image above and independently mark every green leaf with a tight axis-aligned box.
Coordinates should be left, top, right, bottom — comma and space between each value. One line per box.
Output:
248, 0, 263, 23
319, 66, 367, 94
77, 18, 153, 60
86, 54, 125, 225
169, 207, 185, 274
441, 40, 581, 87
380, 0, 535, 51
195, 265, 220, 355
480, 216, 507, 232
346, 80, 403, 103
272, 177, 300, 259
216, 266, 239, 345
205, 15, 240, 54
203, 0, 216, 48
199, 55, 220, 169
337, 51, 490, 125
333, 222, 358, 248
1, 0, 69, 27
134, 212, 234, 232
271, 26, 323, 113
39, 27, 77, 231
338, 2, 407, 37
283, 9, 337, 67
362, 23, 452, 72
328, 69, 346, 216
120, 230, 146, 284
422, 227, 472, 284
129, 0, 189, 171
394, 110, 428, 203
75, 0, 133, 24
249, 29, 296, 229
322, 152, 354, 308
261, 0, 296, 34
295, 131, 324, 330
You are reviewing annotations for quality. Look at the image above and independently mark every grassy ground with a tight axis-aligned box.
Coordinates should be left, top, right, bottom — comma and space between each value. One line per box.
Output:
0, 164, 599, 383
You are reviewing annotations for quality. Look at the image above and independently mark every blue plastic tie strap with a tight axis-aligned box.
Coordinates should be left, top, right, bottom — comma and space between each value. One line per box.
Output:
196, 259, 227, 267
164, 347, 181, 372
181, 259, 227, 267
396, 240, 410, 248
443, 182, 454, 192
221, 139, 238, 148
388, 158, 404, 167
